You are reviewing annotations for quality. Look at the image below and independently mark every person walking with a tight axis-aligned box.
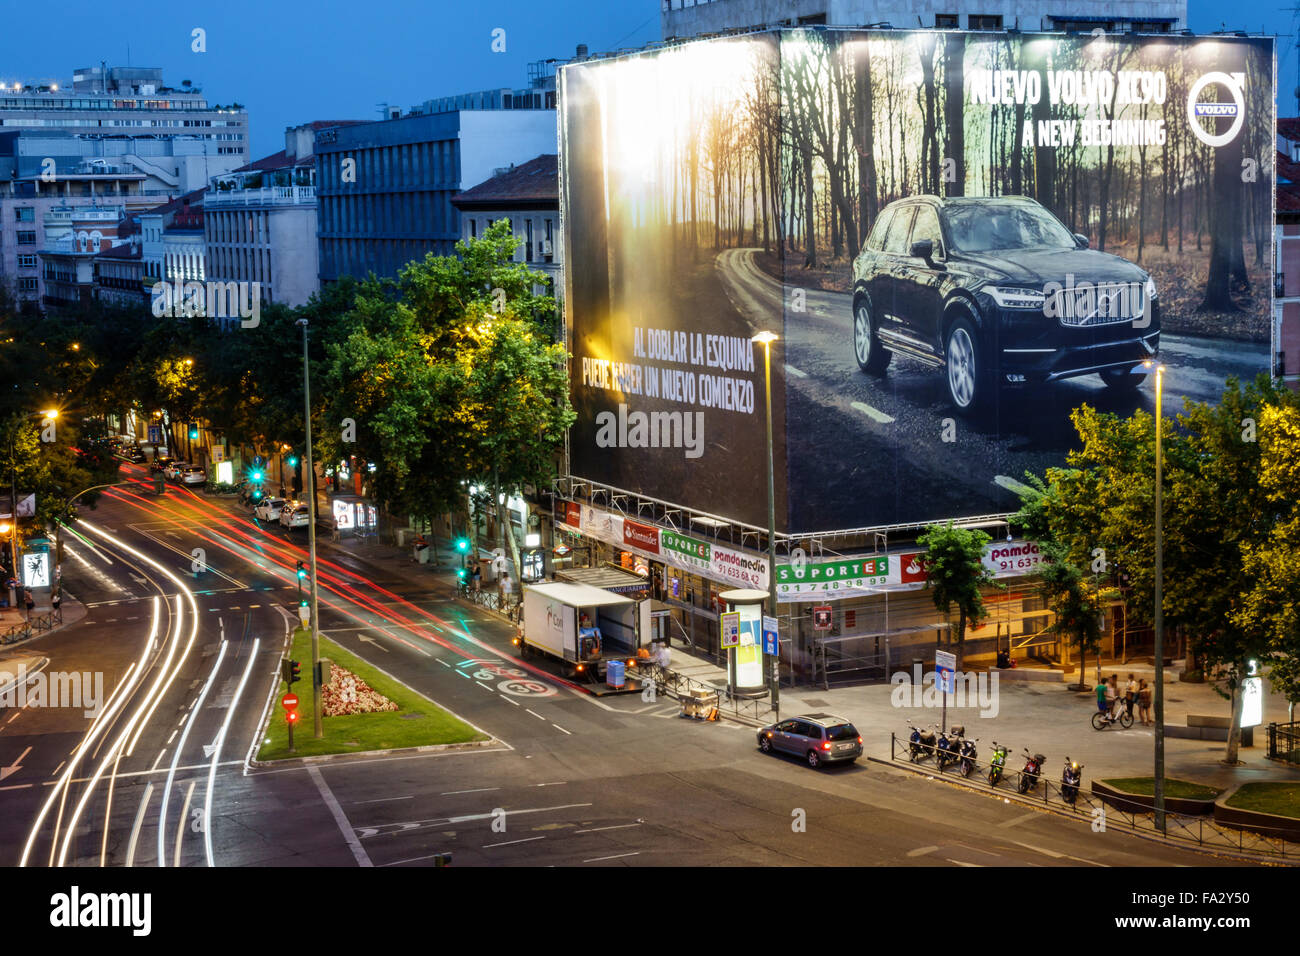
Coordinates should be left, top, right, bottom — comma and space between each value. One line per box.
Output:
1125, 673, 1138, 718
23, 586, 35, 616
471, 562, 482, 593
1138, 678, 1152, 726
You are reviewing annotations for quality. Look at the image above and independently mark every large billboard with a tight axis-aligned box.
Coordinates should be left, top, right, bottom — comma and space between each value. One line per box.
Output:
560, 29, 1275, 534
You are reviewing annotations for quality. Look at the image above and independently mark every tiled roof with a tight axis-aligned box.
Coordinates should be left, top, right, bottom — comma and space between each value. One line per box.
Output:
452, 154, 558, 208
96, 243, 140, 260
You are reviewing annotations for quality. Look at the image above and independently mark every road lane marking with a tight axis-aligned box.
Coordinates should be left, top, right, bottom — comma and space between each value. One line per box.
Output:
551, 724, 572, 735
125, 783, 154, 867
0, 783, 32, 791
575, 823, 641, 834
850, 401, 895, 424
353, 795, 415, 805
380, 852, 455, 867
483, 836, 545, 848
1009, 839, 1107, 866
501, 696, 519, 706
51, 761, 65, 777
308, 765, 373, 867
526, 709, 546, 721
436, 660, 451, 668
456, 670, 471, 679
946, 859, 982, 867
475, 681, 495, 692
166, 730, 177, 745
997, 810, 1040, 828
785, 365, 807, 378
994, 475, 1035, 496
584, 851, 640, 863
441, 787, 500, 795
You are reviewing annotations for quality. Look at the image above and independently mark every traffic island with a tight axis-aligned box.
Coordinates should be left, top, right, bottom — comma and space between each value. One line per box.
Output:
255, 628, 489, 761
1092, 777, 1222, 816
1215, 783, 1300, 842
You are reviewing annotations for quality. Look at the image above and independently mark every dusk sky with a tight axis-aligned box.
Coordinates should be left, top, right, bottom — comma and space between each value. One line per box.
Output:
0, 0, 1294, 158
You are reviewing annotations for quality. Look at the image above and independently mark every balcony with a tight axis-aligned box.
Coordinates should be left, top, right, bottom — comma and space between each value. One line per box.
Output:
205, 186, 316, 208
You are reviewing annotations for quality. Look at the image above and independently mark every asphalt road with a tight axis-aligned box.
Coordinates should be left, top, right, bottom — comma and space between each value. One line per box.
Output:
716, 248, 1271, 531
0, 465, 1241, 867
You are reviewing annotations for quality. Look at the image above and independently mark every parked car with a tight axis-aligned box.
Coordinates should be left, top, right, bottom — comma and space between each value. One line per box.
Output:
152, 456, 175, 474
757, 713, 863, 768
126, 446, 147, 463
254, 497, 287, 522
164, 460, 189, 481
851, 195, 1160, 414
279, 503, 310, 529
180, 465, 207, 486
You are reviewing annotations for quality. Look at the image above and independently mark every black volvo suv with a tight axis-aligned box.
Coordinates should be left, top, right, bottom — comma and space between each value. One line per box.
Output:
851, 195, 1160, 413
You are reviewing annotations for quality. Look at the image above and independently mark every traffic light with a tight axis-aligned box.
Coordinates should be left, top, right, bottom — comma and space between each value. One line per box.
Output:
188, 426, 199, 440
286, 710, 299, 724
280, 659, 293, 682
288, 455, 299, 468
251, 470, 263, 482
289, 660, 301, 685
296, 560, 307, 581
456, 566, 467, 582
454, 537, 471, 555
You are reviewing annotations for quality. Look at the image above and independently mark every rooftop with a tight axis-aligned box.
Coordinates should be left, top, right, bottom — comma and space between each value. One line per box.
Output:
452, 154, 558, 209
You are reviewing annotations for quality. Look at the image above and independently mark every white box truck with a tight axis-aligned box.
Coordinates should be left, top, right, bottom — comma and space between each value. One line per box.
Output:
518, 582, 649, 679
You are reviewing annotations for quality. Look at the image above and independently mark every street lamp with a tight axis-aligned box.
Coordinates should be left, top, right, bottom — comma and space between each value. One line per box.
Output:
751, 330, 780, 716
297, 318, 323, 739
1144, 359, 1167, 833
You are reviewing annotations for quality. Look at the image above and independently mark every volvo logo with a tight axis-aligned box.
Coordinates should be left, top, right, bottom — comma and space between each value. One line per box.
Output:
1187, 72, 1245, 148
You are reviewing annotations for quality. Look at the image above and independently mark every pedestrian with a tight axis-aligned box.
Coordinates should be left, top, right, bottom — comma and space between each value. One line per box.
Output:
471, 562, 481, 593
501, 572, 513, 604
1125, 673, 1138, 717
1095, 678, 1108, 718
1138, 678, 1152, 725
23, 587, 35, 614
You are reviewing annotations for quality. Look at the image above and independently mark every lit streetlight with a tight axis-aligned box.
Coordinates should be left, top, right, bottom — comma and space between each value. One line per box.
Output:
1144, 359, 1167, 833
751, 330, 780, 716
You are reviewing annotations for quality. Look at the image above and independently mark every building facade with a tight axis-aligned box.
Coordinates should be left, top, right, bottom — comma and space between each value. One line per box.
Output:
205, 121, 364, 308
315, 110, 557, 284
38, 203, 125, 309
0, 65, 245, 303
451, 154, 562, 290
660, 0, 1187, 36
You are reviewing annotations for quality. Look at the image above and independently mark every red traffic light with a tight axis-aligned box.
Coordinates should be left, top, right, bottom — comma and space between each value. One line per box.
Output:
282, 693, 299, 711
286, 710, 299, 723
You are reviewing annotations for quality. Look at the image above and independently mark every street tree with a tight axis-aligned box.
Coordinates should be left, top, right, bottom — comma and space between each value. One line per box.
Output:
916, 521, 998, 669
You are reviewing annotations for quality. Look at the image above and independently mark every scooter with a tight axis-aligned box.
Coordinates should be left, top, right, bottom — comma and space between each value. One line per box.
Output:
959, 735, 979, 778
907, 720, 937, 762
1061, 757, 1083, 805
987, 741, 1009, 786
1017, 748, 1046, 794
936, 725, 963, 771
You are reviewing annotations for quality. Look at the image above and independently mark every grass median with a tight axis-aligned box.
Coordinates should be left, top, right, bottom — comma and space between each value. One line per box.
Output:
1102, 777, 1223, 800
257, 626, 488, 761
1224, 782, 1300, 819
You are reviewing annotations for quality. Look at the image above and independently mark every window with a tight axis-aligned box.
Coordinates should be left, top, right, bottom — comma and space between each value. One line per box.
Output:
866, 208, 894, 251
469, 218, 476, 239
883, 207, 915, 254
17, 277, 37, 292
16, 230, 36, 245
969, 14, 1003, 30
14, 207, 34, 222
910, 206, 944, 258
1130, 21, 1171, 33
826, 723, 859, 741
935, 14, 959, 28
17, 254, 36, 268
525, 219, 534, 262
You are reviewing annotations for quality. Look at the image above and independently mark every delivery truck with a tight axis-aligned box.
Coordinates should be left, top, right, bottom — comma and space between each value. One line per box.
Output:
518, 581, 649, 680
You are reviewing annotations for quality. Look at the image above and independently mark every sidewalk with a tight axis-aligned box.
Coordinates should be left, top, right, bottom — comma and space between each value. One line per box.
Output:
0, 595, 89, 649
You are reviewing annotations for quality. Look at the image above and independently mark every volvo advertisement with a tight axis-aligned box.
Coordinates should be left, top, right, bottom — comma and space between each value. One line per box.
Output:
559, 29, 1275, 533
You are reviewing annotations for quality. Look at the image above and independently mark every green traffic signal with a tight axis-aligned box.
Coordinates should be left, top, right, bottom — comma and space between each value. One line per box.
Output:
454, 538, 470, 554
456, 567, 467, 580
189, 427, 199, 440
251, 470, 263, 482
288, 456, 299, 468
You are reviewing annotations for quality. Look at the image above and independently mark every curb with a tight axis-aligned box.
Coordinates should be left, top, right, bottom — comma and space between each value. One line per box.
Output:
865, 754, 1294, 865
247, 736, 507, 770
0, 596, 89, 649
0, 656, 51, 698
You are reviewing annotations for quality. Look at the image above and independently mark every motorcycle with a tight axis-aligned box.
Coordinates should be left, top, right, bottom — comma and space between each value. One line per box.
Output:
907, 720, 937, 763
1016, 748, 1046, 794
936, 725, 963, 771
987, 740, 1009, 786
959, 735, 979, 778
1061, 757, 1083, 805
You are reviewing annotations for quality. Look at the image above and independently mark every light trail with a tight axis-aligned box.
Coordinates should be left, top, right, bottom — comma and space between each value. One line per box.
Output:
204, 637, 260, 866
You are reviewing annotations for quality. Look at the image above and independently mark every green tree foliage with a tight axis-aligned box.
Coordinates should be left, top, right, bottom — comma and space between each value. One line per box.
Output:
916, 521, 997, 668
1018, 375, 1300, 762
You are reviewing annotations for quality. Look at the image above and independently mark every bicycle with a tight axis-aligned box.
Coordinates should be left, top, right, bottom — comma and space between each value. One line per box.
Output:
1091, 703, 1134, 730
